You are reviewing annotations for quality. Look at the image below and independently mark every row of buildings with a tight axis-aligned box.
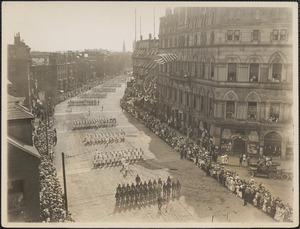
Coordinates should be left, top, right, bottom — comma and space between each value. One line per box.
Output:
8, 33, 132, 110
132, 7, 294, 159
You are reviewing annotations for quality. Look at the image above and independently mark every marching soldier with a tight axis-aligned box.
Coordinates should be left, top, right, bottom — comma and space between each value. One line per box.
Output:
171, 181, 176, 197
135, 174, 141, 185
176, 180, 181, 196
157, 194, 163, 212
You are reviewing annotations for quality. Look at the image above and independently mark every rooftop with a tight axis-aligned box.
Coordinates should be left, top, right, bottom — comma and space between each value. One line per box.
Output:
7, 95, 34, 120
8, 136, 40, 159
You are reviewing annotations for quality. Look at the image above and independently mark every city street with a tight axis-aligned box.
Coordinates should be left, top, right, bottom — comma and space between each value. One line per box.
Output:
53, 75, 279, 224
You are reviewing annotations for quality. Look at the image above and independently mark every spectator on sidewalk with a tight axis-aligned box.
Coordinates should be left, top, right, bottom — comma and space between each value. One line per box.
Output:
239, 154, 243, 167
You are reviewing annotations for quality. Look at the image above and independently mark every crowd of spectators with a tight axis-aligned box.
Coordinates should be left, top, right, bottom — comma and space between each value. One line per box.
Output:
120, 93, 293, 222
33, 101, 75, 222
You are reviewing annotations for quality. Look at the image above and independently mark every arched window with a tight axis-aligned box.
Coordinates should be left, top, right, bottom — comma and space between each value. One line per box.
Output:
224, 91, 238, 119
186, 35, 190, 47
210, 31, 214, 44
210, 59, 215, 79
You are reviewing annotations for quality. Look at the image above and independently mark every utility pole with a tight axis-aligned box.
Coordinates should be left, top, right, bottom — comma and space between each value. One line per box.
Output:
62, 152, 69, 214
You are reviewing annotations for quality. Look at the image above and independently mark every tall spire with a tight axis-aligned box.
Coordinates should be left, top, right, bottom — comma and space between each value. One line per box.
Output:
140, 16, 141, 38
123, 40, 126, 52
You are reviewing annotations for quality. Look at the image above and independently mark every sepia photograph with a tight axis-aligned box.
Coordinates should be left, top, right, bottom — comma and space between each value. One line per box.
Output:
1, 1, 299, 228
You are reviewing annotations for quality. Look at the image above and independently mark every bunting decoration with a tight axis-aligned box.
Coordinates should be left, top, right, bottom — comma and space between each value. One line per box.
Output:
155, 53, 179, 65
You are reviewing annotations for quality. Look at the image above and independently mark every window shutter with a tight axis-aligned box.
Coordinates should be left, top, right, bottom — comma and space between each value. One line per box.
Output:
225, 32, 227, 41
251, 32, 253, 41
286, 31, 288, 41
259, 31, 261, 41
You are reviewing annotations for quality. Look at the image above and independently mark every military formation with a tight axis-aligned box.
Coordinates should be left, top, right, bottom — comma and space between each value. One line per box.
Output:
83, 131, 125, 146
93, 148, 144, 168
72, 118, 117, 130
115, 176, 181, 207
67, 99, 100, 106
78, 93, 107, 99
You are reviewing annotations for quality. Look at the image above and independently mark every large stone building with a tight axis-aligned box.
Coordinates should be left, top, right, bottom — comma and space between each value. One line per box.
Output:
157, 7, 293, 158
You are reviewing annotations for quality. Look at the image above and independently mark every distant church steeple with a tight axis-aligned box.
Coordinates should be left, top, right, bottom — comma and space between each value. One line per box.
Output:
122, 40, 126, 52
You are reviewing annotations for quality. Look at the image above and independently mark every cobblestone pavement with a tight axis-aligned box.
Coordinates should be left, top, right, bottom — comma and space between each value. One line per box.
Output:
53, 75, 281, 225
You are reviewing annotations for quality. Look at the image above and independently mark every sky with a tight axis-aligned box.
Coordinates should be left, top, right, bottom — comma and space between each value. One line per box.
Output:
2, 1, 202, 52
2, 1, 295, 52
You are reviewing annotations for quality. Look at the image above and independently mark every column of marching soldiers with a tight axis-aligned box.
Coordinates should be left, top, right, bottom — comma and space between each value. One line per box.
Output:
115, 175, 181, 208
93, 148, 145, 168
72, 118, 117, 130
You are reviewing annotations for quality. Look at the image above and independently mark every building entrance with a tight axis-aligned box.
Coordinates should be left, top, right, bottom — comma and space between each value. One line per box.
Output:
232, 137, 246, 154
264, 132, 282, 156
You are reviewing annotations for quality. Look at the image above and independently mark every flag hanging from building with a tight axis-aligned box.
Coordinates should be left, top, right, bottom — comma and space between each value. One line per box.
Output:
155, 53, 178, 65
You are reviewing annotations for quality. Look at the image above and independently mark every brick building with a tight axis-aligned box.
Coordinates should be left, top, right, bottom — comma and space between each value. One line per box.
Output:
7, 33, 32, 109
157, 7, 293, 158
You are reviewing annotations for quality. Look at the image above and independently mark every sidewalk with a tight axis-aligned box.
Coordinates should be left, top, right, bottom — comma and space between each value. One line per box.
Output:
218, 155, 293, 171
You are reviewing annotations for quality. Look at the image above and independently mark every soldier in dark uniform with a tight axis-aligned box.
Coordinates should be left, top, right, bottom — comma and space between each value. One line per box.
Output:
135, 174, 141, 185
176, 180, 181, 196
125, 183, 131, 205
171, 181, 176, 197
115, 189, 120, 206
130, 183, 135, 204
157, 194, 163, 212
167, 176, 171, 185
166, 181, 171, 199
158, 178, 162, 186
135, 183, 140, 204
163, 182, 167, 198
121, 184, 126, 206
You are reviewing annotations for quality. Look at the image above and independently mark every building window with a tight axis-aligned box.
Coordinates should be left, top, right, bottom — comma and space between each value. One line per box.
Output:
272, 63, 282, 82
249, 63, 259, 82
193, 94, 197, 109
273, 29, 279, 40
210, 61, 215, 79
253, 30, 259, 41
280, 29, 287, 40
175, 37, 177, 47
194, 62, 197, 77
186, 92, 189, 106
179, 90, 183, 104
227, 30, 233, 40
210, 31, 214, 44
269, 103, 280, 122
200, 95, 204, 111
169, 38, 172, 47
226, 101, 235, 119
201, 61, 205, 78
186, 35, 190, 47
234, 30, 240, 41
208, 98, 213, 115
203, 32, 207, 44
194, 34, 198, 46
248, 102, 257, 120
227, 63, 237, 81
165, 39, 169, 48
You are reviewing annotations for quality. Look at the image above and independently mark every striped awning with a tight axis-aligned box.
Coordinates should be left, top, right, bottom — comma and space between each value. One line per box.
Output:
155, 53, 178, 65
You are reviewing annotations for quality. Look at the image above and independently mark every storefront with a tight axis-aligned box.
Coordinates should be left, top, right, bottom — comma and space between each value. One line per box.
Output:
263, 132, 282, 156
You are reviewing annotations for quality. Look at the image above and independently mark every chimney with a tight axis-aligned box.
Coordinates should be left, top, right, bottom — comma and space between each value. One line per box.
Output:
140, 35, 143, 41
149, 33, 152, 40
14, 32, 21, 44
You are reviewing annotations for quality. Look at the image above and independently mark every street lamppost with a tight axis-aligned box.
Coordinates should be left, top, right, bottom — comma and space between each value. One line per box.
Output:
61, 152, 69, 214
